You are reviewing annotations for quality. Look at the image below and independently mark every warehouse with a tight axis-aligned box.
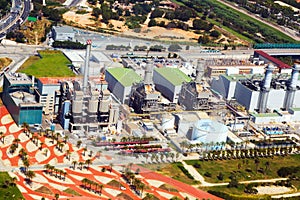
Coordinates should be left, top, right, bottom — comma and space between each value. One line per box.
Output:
153, 67, 191, 103
105, 67, 142, 104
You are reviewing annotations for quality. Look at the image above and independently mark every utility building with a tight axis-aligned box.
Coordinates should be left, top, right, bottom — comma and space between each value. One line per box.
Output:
153, 67, 192, 103
105, 67, 142, 104
2, 73, 43, 125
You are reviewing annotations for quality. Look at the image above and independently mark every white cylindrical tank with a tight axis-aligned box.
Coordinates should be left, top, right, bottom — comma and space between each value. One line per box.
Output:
72, 100, 82, 114
192, 119, 228, 144
263, 64, 276, 89
290, 64, 300, 89
161, 114, 175, 130
88, 100, 98, 113
99, 99, 110, 113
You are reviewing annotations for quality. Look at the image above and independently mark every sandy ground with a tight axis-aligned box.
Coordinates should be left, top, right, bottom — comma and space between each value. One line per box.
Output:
255, 186, 293, 195
1, 114, 14, 124
104, 187, 121, 197
18, 132, 29, 143
146, 179, 164, 188
94, 175, 113, 184
9, 123, 22, 133
157, 190, 175, 199
48, 158, 58, 165
0, 125, 7, 133
26, 141, 38, 153
35, 148, 50, 163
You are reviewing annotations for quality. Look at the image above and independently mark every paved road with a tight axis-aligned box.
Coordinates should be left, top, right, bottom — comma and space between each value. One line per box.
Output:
217, 0, 300, 41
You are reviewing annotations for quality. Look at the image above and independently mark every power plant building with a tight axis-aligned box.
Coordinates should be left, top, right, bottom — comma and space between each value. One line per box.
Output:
153, 67, 192, 103
105, 67, 142, 104
2, 73, 43, 125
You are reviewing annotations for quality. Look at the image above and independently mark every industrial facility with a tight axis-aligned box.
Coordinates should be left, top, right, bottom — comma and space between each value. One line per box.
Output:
211, 62, 300, 123
2, 73, 43, 125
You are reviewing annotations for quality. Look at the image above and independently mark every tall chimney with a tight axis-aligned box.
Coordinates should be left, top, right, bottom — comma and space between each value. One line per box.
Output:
195, 60, 205, 83
83, 39, 92, 94
144, 63, 153, 85
258, 63, 276, 113
262, 63, 276, 90
285, 62, 300, 110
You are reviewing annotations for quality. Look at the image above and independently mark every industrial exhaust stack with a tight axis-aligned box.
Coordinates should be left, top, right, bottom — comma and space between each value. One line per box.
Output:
195, 60, 205, 83
83, 39, 92, 94
258, 63, 276, 113
285, 62, 300, 110
144, 63, 153, 85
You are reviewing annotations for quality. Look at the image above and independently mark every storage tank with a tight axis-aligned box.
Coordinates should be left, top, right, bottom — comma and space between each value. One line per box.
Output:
72, 100, 83, 114
161, 114, 175, 130
191, 119, 228, 144
88, 100, 98, 113
99, 99, 110, 113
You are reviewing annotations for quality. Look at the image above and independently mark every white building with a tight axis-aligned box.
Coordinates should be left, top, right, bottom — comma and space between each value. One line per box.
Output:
52, 26, 75, 41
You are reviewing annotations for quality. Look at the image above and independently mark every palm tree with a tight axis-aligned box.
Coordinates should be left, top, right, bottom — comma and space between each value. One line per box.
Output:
44, 149, 48, 157
66, 150, 71, 160
76, 140, 82, 148
23, 158, 30, 172
109, 163, 113, 173
89, 150, 93, 157
59, 142, 64, 152
55, 132, 60, 141
22, 122, 29, 136
54, 193, 59, 200
0, 131, 4, 143
39, 142, 44, 150
85, 159, 92, 169
64, 135, 69, 144
79, 162, 84, 170
63, 171, 67, 181
49, 165, 55, 176
26, 170, 35, 184
72, 161, 77, 170
82, 178, 88, 188
19, 148, 27, 160
44, 164, 51, 174
13, 138, 21, 148
99, 184, 103, 195
82, 147, 87, 156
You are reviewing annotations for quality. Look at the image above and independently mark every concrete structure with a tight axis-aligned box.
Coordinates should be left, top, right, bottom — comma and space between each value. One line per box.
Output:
2, 73, 43, 125
105, 67, 142, 104
191, 119, 228, 144
153, 67, 192, 103
179, 60, 225, 110
51, 26, 75, 41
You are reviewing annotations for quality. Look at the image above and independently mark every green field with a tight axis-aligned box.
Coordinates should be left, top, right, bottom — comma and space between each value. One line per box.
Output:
141, 163, 199, 185
18, 50, 75, 77
185, 154, 300, 183
0, 172, 23, 200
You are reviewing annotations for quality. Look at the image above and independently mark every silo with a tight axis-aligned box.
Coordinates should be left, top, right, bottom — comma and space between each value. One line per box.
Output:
285, 63, 300, 110
192, 119, 228, 144
161, 114, 175, 130
88, 100, 98, 113
72, 100, 83, 114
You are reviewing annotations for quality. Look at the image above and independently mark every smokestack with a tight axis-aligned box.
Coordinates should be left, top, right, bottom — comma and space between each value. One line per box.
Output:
83, 39, 92, 94
195, 60, 205, 83
262, 63, 276, 90
259, 63, 276, 113
144, 63, 153, 85
290, 63, 300, 89
285, 62, 300, 110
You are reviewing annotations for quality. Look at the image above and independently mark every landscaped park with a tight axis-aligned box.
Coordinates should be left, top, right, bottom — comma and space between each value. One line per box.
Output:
0, 105, 219, 200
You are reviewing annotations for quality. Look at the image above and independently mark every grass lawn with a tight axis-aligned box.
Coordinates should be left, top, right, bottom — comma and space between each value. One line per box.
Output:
18, 50, 75, 77
63, 188, 81, 196
141, 163, 199, 185
0, 172, 23, 200
185, 154, 300, 183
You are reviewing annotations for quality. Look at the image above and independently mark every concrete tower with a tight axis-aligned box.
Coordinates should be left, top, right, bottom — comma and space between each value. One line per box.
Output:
83, 39, 92, 94
144, 63, 153, 85
195, 60, 205, 83
43, 0, 46, 6
258, 63, 276, 113
285, 62, 300, 110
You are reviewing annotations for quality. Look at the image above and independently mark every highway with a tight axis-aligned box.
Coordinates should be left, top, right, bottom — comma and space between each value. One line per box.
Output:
217, 0, 300, 41
0, 0, 31, 38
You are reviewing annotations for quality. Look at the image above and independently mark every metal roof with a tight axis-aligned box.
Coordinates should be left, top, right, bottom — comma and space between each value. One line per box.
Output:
106, 67, 142, 87
255, 50, 291, 69
154, 67, 192, 86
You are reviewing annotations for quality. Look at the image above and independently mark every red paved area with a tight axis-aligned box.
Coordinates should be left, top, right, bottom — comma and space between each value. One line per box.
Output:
0, 106, 222, 199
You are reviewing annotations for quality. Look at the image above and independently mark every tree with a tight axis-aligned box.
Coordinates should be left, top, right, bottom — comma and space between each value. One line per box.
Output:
198, 35, 210, 44
109, 163, 113, 173
210, 30, 221, 38
0, 132, 4, 143
13, 138, 21, 148
168, 44, 182, 52
148, 19, 157, 27
54, 193, 59, 200
26, 170, 36, 184
76, 140, 82, 148
82, 147, 87, 156
85, 159, 92, 169
72, 161, 77, 169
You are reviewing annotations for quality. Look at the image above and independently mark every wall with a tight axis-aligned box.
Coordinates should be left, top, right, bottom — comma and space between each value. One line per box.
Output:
267, 89, 285, 110
235, 82, 259, 112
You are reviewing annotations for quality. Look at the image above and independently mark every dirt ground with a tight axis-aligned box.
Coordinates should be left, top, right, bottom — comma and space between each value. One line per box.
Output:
62, 6, 247, 45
